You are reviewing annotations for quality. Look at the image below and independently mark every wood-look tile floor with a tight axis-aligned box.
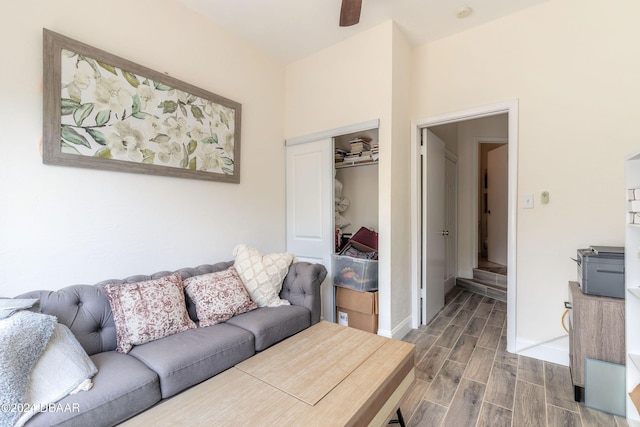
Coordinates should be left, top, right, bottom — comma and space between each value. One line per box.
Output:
399, 287, 628, 427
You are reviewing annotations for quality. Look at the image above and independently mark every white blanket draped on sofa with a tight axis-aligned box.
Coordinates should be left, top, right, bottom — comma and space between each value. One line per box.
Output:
0, 301, 97, 427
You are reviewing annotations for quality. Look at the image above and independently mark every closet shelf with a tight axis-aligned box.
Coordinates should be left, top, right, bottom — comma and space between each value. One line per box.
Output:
335, 159, 378, 169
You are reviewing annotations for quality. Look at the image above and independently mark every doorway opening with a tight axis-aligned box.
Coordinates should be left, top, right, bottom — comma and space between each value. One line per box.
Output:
477, 139, 508, 279
427, 118, 508, 303
412, 100, 518, 353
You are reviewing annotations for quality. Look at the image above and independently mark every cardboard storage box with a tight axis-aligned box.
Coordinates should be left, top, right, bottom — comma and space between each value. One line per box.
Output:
335, 287, 378, 333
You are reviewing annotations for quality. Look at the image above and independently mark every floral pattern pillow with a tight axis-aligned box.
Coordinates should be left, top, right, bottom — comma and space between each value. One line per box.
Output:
184, 267, 258, 327
103, 273, 196, 354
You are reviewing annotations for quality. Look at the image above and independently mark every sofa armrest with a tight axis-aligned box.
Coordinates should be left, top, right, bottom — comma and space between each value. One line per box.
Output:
280, 262, 327, 325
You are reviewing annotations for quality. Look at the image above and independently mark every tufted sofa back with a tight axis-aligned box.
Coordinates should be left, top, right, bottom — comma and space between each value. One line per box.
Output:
16, 261, 327, 356
16, 262, 234, 356
280, 262, 326, 324
17, 284, 116, 356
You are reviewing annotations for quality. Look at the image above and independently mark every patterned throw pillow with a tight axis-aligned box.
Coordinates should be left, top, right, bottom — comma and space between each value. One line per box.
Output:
184, 267, 258, 327
102, 273, 196, 354
233, 244, 293, 307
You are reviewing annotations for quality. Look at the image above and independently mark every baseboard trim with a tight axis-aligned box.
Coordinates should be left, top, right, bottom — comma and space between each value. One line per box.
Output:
377, 316, 413, 340
515, 335, 570, 366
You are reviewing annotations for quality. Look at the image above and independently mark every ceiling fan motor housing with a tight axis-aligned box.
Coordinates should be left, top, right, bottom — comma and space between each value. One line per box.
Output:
340, 0, 362, 27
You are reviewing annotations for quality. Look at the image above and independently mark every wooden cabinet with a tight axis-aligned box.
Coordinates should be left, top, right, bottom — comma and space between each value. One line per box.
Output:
568, 281, 625, 400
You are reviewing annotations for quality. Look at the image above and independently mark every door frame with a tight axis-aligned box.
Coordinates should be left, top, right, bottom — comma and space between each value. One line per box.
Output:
411, 99, 518, 353
444, 150, 458, 293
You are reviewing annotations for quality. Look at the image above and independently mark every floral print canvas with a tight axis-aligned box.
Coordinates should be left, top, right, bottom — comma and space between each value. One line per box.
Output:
60, 50, 236, 173
43, 29, 241, 183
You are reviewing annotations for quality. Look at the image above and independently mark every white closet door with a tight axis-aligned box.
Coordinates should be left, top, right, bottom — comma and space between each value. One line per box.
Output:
285, 138, 334, 321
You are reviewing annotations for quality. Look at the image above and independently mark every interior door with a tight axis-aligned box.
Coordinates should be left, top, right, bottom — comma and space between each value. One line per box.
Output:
422, 129, 445, 324
285, 138, 334, 321
486, 144, 508, 266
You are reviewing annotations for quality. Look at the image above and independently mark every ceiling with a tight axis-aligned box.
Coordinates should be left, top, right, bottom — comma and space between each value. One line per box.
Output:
178, 0, 550, 64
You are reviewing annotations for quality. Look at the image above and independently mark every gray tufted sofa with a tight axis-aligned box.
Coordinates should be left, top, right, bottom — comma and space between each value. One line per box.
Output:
16, 260, 327, 427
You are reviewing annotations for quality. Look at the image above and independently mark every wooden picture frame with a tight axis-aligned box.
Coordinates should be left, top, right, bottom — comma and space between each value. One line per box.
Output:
43, 29, 241, 183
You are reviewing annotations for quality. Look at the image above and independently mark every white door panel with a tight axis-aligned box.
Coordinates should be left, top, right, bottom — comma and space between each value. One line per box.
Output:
422, 129, 445, 324
286, 139, 334, 321
487, 144, 508, 266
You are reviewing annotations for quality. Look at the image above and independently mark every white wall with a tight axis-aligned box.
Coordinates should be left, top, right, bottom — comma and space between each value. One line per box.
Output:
0, 0, 286, 296
285, 23, 393, 138
335, 165, 379, 235
285, 22, 394, 334
285, 21, 414, 337
413, 0, 640, 350
389, 24, 413, 333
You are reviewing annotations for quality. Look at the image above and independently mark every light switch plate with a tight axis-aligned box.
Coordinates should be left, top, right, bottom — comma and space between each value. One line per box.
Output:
522, 194, 534, 209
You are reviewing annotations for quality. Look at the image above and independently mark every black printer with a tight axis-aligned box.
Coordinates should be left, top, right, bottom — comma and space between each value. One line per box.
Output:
575, 246, 624, 299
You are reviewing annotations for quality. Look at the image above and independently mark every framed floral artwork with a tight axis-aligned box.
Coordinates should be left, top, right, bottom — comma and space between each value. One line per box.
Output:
42, 29, 241, 183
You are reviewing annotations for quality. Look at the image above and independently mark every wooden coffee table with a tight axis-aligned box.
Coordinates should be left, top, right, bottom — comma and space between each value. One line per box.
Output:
121, 321, 415, 426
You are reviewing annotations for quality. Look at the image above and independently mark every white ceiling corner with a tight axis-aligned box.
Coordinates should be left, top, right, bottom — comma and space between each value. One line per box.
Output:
178, 0, 550, 64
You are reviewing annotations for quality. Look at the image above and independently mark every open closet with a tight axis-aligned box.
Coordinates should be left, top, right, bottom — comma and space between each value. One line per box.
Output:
285, 121, 379, 322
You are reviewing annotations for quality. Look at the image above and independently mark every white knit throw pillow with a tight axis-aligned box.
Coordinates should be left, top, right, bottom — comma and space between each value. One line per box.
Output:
233, 244, 293, 307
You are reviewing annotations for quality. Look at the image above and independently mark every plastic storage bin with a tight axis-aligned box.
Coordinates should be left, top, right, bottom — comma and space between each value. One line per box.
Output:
332, 254, 378, 291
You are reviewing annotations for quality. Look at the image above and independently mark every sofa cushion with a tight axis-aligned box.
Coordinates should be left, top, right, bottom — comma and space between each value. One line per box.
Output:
233, 244, 293, 307
102, 273, 196, 354
184, 267, 257, 327
24, 351, 160, 427
226, 305, 311, 351
128, 323, 255, 398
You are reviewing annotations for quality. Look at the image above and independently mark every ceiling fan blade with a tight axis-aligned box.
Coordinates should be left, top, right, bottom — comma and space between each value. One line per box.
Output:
339, 0, 362, 27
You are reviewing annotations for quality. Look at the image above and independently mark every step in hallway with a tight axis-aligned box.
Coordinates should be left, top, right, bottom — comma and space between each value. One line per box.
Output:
456, 267, 507, 302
